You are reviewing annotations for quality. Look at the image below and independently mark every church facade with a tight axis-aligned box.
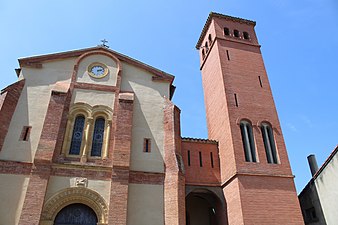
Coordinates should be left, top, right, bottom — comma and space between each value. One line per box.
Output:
0, 12, 304, 225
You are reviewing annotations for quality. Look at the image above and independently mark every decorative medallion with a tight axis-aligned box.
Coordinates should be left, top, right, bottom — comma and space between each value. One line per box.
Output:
88, 62, 109, 78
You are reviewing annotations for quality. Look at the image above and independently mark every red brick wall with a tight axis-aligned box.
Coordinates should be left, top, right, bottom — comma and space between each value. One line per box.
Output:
163, 99, 185, 225
199, 15, 304, 225
108, 93, 134, 225
239, 175, 304, 225
0, 80, 25, 151
181, 139, 220, 186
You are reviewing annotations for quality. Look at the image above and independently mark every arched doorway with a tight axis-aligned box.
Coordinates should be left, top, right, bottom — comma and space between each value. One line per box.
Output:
40, 187, 108, 225
54, 203, 98, 225
186, 189, 228, 225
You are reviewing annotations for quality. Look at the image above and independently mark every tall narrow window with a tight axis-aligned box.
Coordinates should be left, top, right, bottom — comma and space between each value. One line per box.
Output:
234, 93, 238, 107
224, 27, 230, 36
261, 123, 278, 164
240, 120, 257, 162
91, 117, 105, 157
226, 50, 230, 60
205, 42, 209, 53
69, 115, 85, 155
143, 138, 151, 153
188, 150, 191, 166
258, 76, 263, 87
234, 29, 240, 38
199, 151, 203, 167
20, 126, 32, 141
210, 152, 214, 168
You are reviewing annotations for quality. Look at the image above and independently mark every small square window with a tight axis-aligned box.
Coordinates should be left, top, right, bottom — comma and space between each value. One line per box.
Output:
19, 126, 32, 141
143, 138, 151, 153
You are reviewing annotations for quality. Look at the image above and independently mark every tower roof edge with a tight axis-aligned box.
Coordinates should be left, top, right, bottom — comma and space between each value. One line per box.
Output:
196, 12, 256, 49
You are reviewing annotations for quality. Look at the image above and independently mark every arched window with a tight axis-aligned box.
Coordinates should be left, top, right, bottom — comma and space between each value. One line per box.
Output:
243, 32, 250, 40
91, 117, 105, 157
240, 120, 257, 162
202, 49, 206, 59
69, 115, 85, 155
54, 203, 98, 225
261, 123, 278, 164
208, 34, 212, 45
234, 30, 240, 38
224, 27, 230, 36
205, 42, 209, 53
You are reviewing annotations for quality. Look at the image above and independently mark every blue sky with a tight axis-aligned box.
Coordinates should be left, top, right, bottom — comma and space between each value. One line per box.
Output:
1, 0, 337, 192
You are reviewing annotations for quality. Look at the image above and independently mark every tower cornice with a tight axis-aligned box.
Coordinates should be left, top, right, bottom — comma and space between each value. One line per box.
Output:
196, 12, 256, 49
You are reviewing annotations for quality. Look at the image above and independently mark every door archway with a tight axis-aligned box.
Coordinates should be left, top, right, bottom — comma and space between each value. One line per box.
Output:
186, 189, 228, 225
54, 203, 98, 225
40, 187, 108, 225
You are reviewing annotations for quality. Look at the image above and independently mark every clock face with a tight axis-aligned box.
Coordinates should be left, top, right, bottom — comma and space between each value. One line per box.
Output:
88, 63, 108, 78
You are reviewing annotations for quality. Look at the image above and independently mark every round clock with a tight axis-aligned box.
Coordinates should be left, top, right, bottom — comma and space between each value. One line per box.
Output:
88, 62, 109, 78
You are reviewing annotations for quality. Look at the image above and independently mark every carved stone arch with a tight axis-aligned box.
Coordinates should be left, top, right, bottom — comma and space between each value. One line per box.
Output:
69, 102, 93, 118
40, 187, 108, 225
92, 105, 113, 121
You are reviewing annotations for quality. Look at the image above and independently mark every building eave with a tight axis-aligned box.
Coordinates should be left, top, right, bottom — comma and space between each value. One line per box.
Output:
196, 12, 256, 49
18, 46, 175, 83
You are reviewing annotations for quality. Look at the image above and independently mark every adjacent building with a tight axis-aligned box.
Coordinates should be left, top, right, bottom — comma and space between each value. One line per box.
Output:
0, 12, 304, 225
299, 147, 338, 225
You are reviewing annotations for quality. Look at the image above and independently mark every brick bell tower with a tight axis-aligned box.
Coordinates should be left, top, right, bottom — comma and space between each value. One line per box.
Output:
196, 13, 304, 224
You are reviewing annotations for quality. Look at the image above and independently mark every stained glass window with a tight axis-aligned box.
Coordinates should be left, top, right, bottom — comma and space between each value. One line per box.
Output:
91, 118, 105, 157
69, 115, 85, 155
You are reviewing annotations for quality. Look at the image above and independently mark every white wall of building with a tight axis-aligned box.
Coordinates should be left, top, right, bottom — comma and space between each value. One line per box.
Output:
0, 174, 30, 225
127, 183, 164, 225
121, 62, 170, 173
0, 58, 75, 162
315, 152, 338, 225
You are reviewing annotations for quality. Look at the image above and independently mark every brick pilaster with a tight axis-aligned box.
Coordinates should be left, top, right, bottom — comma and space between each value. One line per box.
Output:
0, 79, 25, 151
163, 99, 185, 225
18, 91, 68, 225
108, 92, 134, 225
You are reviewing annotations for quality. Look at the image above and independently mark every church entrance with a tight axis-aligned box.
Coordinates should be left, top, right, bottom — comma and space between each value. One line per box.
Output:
186, 189, 228, 225
54, 203, 98, 225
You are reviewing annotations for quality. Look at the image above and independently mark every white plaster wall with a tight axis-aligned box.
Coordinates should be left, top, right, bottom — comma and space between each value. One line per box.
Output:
45, 175, 111, 205
71, 89, 115, 108
76, 54, 118, 86
315, 153, 338, 225
120, 63, 170, 173
127, 184, 164, 225
0, 174, 29, 225
0, 58, 75, 162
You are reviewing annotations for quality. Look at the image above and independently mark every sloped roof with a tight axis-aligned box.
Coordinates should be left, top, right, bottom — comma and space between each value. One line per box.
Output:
196, 12, 256, 49
18, 46, 174, 83
182, 137, 218, 144
312, 145, 338, 180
